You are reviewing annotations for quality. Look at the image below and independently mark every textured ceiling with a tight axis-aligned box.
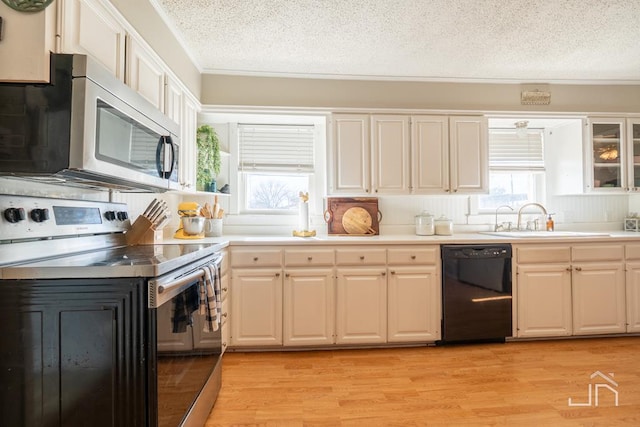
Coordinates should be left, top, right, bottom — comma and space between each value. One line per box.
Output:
155, 0, 640, 83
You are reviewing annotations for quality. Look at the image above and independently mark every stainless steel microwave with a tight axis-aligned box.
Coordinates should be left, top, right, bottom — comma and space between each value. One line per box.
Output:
0, 54, 180, 192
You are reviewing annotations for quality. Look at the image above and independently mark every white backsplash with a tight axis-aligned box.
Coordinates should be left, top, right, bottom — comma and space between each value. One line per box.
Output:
1, 177, 631, 236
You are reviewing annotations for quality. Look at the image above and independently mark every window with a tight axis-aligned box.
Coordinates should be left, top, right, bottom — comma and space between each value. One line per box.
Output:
478, 128, 545, 211
238, 124, 315, 213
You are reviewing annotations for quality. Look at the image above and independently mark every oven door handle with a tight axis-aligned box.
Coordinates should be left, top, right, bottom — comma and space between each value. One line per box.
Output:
157, 268, 205, 294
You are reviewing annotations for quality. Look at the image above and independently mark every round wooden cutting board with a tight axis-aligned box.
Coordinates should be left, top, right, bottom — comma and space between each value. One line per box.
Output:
341, 207, 374, 234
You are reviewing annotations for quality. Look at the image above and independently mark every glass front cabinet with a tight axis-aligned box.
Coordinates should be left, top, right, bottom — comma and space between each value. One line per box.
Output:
587, 117, 640, 192
628, 118, 640, 191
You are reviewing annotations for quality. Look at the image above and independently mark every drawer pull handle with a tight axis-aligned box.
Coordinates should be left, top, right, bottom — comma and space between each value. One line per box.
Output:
275, 273, 281, 277
308, 256, 313, 261
285, 273, 290, 278
411, 255, 416, 260
360, 256, 365, 260
222, 287, 228, 292
575, 267, 582, 271
253, 257, 259, 261
382, 271, 386, 276
566, 268, 572, 271
222, 312, 228, 318
390, 270, 396, 275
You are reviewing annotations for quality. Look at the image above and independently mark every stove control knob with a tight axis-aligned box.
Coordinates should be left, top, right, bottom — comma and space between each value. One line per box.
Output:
116, 211, 129, 221
30, 208, 50, 223
104, 211, 116, 221
4, 207, 26, 223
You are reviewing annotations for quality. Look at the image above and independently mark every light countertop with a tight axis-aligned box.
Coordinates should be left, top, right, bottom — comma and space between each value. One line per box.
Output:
161, 231, 640, 246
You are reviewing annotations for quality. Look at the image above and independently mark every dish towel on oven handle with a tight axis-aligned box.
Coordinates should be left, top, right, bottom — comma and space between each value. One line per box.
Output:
200, 263, 221, 332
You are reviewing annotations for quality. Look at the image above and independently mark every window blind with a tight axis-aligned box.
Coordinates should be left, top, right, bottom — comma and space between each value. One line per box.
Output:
239, 124, 315, 172
489, 129, 545, 170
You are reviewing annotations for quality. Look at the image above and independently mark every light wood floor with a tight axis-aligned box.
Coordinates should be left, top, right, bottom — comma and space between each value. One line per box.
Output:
206, 337, 640, 426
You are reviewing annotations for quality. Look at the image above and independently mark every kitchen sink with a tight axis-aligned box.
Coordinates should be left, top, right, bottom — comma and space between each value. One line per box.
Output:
480, 231, 611, 238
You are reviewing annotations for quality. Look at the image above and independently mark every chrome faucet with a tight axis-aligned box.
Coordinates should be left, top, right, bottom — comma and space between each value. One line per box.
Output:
494, 205, 514, 231
517, 203, 548, 231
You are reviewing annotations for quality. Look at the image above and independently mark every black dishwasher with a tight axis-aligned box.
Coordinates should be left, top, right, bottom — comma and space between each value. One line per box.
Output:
440, 244, 512, 343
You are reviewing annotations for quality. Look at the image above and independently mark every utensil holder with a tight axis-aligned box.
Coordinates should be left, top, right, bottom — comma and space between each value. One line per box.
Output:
204, 218, 223, 237
126, 216, 157, 245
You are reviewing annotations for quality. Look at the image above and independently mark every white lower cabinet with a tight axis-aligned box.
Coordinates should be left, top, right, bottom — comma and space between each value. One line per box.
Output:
516, 264, 572, 337
229, 245, 445, 349
283, 268, 335, 346
230, 268, 283, 346
625, 262, 640, 333
220, 273, 230, 353
572, 262, 626, 335
336, 267, 387, 344
515, 244, 626, 338
387, 266, 440, 342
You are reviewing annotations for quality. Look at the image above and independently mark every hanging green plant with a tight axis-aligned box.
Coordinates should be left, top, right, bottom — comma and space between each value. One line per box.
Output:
196, 124, 221, 191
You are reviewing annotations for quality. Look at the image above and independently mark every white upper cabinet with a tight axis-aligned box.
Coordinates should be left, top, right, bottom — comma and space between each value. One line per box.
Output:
59, 0, 127, 81
0, 2, 57, 82
411, 115, 449, 192
179, 93, 199, 191
126, 37, 165, 111
585, 117, 626, 192
448, 116, 488, 193
371, 115, 411, 194
626, 118, 640, 192
330, 114, 371, 194
584, 117, 640, 193
329, 113, 418, 195
412, 115, 488, 194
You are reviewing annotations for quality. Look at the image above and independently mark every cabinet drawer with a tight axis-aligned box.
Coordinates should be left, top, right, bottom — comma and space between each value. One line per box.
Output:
626, 244, 640, 260
387, 247, 438, 265
572, 245, 624, 262
284, 248, 335, 266
231, 248, 282, 267
336, 247, 386, 265
516, 245, 571, 264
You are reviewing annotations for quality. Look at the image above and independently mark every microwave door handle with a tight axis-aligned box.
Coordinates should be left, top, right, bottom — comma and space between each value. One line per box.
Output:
167, 136, 176, 177
155, 136, 172, 179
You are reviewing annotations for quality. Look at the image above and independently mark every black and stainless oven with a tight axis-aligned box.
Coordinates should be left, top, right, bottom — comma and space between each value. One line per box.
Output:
149, 251, 223, 427
0, 195, 223, 427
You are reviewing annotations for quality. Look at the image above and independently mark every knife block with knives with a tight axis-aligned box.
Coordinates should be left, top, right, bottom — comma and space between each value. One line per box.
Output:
125, 199, 171, 245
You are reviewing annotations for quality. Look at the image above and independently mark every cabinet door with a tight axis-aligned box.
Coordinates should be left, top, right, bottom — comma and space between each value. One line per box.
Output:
335, 267, 387, 344
0, 2, 56, 82
449, 116, 488, 193
126, 37, 165, 110
371, 115, 410, 194
0, 279, 146, 427
572, 262, 626, 335
627, 119, 640, 192
387, 266, 440, 342
230, 268, 283, 346
411, 115, 449, 194
516, 264, 572, 337
329, 114, 370, 194
60, 0, 126, 81
180, 93, 199, 191
283, 268, 335, 346
625, 262, 640, 333
586, 118, 625, 192
165, 75, 183, 126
